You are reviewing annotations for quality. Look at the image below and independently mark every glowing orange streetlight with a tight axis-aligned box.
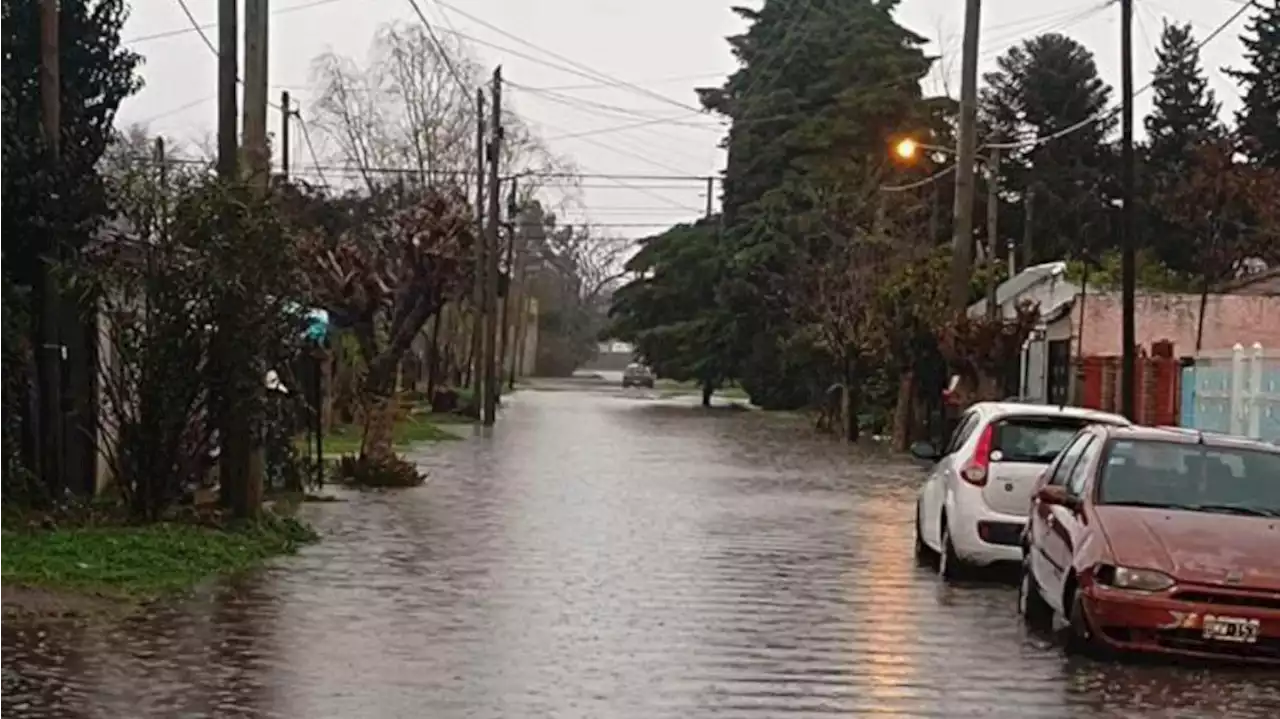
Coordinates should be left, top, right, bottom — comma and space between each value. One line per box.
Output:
893, 138, 920, 161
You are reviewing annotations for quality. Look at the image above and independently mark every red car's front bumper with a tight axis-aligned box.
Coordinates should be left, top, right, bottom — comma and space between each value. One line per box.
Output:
1083, 583, 1280, 665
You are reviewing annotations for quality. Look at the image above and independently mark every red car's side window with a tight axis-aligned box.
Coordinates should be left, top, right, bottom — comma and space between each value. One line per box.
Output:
1065, 437, 1102, 497
1047, 435, 1090, 486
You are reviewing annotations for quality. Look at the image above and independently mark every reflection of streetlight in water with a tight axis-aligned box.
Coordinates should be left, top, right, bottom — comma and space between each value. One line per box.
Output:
845, 490, 926, 707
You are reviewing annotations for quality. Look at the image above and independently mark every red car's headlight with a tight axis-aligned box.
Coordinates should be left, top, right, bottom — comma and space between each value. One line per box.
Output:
1096, 564, 1176, 592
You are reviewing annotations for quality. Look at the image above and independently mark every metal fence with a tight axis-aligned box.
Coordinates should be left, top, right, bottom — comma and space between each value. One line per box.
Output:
1180, 343, 1280, 444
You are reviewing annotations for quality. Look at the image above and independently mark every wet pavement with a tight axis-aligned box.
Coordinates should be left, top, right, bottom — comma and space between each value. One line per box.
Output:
5, 382, 1280, 718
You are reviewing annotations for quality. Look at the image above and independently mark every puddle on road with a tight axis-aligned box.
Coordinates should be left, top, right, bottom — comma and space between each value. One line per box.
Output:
6, 389, 1279, 718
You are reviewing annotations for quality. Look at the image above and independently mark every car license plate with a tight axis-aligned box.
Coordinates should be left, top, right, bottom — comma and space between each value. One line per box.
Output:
1202, 615, 1261, 644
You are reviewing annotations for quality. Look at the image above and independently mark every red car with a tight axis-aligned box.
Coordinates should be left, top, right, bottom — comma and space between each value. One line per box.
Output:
1018, 424, 1280, 664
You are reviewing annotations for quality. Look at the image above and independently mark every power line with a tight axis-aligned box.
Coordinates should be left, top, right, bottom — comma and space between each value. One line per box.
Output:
431, 0, 704, 114
128, 0, 349, 45
880, 165, 956, 193
167, 0, 326, 178
404, 0, 479, 114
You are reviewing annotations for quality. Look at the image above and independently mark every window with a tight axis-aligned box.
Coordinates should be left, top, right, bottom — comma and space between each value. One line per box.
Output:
1047, 434, 1089, 486
991, 416, 1098, 464
1065, 437, 1100, 497
945, 412, 980, 456
1097, 440, 1280, 516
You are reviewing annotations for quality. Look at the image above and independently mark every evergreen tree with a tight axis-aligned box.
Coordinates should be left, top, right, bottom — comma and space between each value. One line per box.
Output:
1145, 22, 1221, 176
606, 220, 735, 406
1227, 0, 1280, 168
1143, 21, 1221, 274
2, 0, 143, 284
980, 33, 1115, 264
697, 0, 936, 408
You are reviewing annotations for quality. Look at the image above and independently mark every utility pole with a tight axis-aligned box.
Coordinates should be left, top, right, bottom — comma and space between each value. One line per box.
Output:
215, 0, 239, 510
985, 146, 1001, 320
1022, 187, 1035, 270
498, 177, 518, 392
217, 0, 238, 180
36, 0, 64, 492
1119, 0, 1137, 420
948, 0, 983, 313
704, 176, 714, 218
280, 90, 292, 179
242, 0, 269, 186
471, 89, 487, 399
237, 0, 270, 517
482, 66, 504, 426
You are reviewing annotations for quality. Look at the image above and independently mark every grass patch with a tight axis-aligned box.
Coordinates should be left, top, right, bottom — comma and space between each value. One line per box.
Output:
297, 415, 461, 457
1, 515, 317, 602
654, 380, 751, 401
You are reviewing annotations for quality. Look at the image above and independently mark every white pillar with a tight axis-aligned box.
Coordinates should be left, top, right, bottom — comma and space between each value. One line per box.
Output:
1229, 343, 1245, 436
1247, 343, 1264, 439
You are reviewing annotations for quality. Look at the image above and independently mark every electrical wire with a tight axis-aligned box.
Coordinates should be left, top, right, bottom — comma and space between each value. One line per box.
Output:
127, 0, 348, 45
880, 164, 956, 193
430, 0, 704, 114
167, 0, 328, 180
404, 0, 479, 113
296, 117, 329, 186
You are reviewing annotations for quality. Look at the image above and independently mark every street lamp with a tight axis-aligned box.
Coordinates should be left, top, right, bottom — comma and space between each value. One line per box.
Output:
894, 138, 920, 161
889, 138, 1004, 319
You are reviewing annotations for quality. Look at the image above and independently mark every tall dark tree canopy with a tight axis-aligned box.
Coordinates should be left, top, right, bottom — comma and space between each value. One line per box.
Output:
1228, 0, 1280, 168
980, 33, 1115, 264
606, 220, 734, 403
695, 0, 936, 408
1145, 21, 1221, 175
1142, 21, 1221, 274
2, 0, 143, 282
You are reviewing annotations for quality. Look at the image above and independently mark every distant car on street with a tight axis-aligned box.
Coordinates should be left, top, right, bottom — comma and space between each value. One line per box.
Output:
910, 401, 1131, 581
621, 363, 655, 389
1019, 425, 1280, 664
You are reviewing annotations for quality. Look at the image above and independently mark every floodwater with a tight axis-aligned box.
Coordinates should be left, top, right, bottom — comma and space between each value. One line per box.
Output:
5, 380, 1280, 718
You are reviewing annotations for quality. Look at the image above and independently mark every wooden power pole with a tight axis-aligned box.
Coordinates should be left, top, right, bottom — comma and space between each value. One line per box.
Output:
471, 89, 487, 399
238, 0, 270, 516
497, 176, 518, 392
948, 0, 983, 313
280, 90, 292, 179
985, 146, 1001, 320
36, 0, 64, 493
482, 66, 504, 426
1119, 0, 1138, 420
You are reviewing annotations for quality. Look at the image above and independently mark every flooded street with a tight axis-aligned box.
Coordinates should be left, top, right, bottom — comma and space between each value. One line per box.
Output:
5, 383, 1280, 718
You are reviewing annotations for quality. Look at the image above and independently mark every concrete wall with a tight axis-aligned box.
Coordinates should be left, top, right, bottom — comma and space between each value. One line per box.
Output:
1073, 292, 1280, 356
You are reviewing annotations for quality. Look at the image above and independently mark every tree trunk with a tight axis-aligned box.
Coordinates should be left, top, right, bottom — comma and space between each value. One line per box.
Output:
700, 380, 714, 408
360, 361, 398, 463
892, 370, 915, 452
427, 308, 443, 398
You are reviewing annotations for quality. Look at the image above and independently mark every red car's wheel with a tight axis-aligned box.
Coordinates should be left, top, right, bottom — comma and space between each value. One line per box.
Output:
1064, 585, 1105, 657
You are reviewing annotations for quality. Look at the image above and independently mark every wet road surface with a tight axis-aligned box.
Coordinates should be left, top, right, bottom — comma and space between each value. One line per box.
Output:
6, 382, 1280, 718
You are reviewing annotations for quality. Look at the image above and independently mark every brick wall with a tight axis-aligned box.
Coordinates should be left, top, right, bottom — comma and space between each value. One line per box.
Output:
1072, 292, 1280, 357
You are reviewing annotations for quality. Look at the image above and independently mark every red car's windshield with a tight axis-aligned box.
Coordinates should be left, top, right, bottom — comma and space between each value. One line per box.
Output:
1097, 439, 1280, 517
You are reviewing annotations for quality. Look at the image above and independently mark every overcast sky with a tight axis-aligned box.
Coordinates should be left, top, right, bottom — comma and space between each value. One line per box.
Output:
117, 0, 1255, 237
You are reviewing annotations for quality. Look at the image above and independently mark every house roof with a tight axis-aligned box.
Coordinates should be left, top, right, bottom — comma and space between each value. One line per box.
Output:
967, 261, 1074, 317
1216, 266, 1279, 295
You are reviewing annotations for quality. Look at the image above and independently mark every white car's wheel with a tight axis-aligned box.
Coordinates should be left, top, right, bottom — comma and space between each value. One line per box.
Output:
914, 502, 937, 566
938, 517, 970, 582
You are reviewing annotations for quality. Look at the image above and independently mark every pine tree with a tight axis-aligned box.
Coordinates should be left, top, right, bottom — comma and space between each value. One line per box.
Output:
1143, 21, 1221, 274
1227, 0, 1280, 168
980, 33, 1115, 264
697, 0, 937, 408
1145, 21, 1221, 176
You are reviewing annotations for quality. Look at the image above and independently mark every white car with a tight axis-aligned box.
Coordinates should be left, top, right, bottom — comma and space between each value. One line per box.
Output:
911, 401, 1131, 581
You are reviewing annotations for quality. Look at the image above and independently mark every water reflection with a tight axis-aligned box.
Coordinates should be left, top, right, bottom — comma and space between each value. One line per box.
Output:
5, 386, 1280, 718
